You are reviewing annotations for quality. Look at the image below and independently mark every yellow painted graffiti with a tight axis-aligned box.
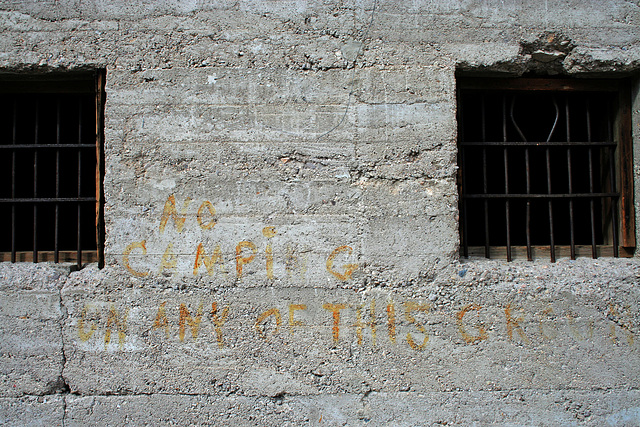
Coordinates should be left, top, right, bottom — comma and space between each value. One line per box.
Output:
76, 300, 636, 353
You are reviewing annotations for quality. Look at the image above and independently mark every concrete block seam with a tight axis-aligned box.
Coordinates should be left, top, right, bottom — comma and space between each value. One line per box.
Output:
30, 386, 640, 399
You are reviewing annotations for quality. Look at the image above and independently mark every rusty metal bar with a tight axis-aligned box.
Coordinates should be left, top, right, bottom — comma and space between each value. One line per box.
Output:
2, 77, 102, 267
55, 97, 60, 263
482, 95, 490, 258
457, 85, 469, 258
546, 97, 559, 262
77, 197, 81, 267
607, 105, 619, 258
11, 99, 16, 263
586, 101, 597, 258
33, 100, 39, 263
458, 80, 630, 262
460, 158, 469, 258
460, 140, 615, 147
510, 96, 532, 261
462, 193, 619, 199
0, 198, 96, 203
503, 95, 511, 261
77, 97, 83, 268
588, 147, 597, 258
0, 144, 97, 149
546, 146, 555, 264
96, 69, 106, 269
566, 98, 576, 260
525, 148, 532, 261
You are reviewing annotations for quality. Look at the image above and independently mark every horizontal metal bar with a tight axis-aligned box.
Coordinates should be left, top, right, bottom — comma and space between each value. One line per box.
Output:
0, 198, 96, 203
461, 141, 616, 147
0, 144, 97, 149
462, 193, 619, 199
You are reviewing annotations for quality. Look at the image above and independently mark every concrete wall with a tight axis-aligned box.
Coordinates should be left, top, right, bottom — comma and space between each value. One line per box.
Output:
1, 0, 640, 425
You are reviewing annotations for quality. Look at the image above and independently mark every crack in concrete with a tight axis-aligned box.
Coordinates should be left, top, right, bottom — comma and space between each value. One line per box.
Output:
58, 279, 70, 427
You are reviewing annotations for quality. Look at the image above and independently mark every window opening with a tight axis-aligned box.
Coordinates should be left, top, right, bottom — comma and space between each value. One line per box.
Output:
0, 71, 105, 268
458, 78, 634, 261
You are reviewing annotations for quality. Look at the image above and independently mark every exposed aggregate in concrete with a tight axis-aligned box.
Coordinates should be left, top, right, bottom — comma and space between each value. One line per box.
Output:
1, 0, 640, 425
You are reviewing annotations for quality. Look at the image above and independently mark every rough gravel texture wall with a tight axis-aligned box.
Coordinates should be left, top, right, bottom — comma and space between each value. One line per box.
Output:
1, 0, 640, 425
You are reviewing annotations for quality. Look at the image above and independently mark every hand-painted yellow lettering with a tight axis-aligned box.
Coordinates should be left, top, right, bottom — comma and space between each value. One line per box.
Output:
262, 226, 277, 238
159, 194, 191, 233
322, 303, 347, 344
179, 303, 203, 342
608, 304, 634, 345
387, 302, 396, 344
196, 200, 217, 230
567, 312, 594, 341
505, 304, 530, 344
255, 308, 282, 341
159, 243, 178, 273
457, 304, 488, 344
404, 301, 430, 350
193, 243, 225, 276
236, 241, 257, 277
153, 302, 170, 338
326, 245, 358, 281
285, 244, 307, 282
78, 306, 97, 342
289, 304, 307, 335
354, 301, 376, 346
262, 227, 276, 280
122, 241, 149, 277
104, 305, 129, 351
537, 307, 557, 341
211, 302, 230, 348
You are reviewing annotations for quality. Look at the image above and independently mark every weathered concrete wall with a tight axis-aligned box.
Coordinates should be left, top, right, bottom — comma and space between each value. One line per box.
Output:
1, 0, 640, 425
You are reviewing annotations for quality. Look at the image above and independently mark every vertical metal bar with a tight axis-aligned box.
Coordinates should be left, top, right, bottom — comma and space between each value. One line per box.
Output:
33, 99, 39, 263
458, 87, 468, 258
607, 103, 619, 257
509, 96, 530, 260
77, 97, 82, 267
96, 69, 106, 269
566, 98, 576, 260
460, 151, 469, 258
55, 98, 60, 263
481, 95, 490, 258
11, 99, 16, 263
525, 147, 532, 261
546, 147, 555, 262
77, 196, 81, 265
546, 97, 559, 263
503, 95, 511, 261
586, 100, 597, 258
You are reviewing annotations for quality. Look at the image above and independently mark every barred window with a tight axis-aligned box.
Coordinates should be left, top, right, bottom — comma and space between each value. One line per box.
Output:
458, 77, 634, 261
0, 71, 105, 267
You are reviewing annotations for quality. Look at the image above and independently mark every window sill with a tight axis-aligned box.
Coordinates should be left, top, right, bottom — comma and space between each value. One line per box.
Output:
0, 251, 98, 263
462, 245, 633, 261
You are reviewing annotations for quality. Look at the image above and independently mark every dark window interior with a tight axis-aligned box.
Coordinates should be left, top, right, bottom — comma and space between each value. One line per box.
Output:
0, 73, 104, 266
458, 78, 634, 261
